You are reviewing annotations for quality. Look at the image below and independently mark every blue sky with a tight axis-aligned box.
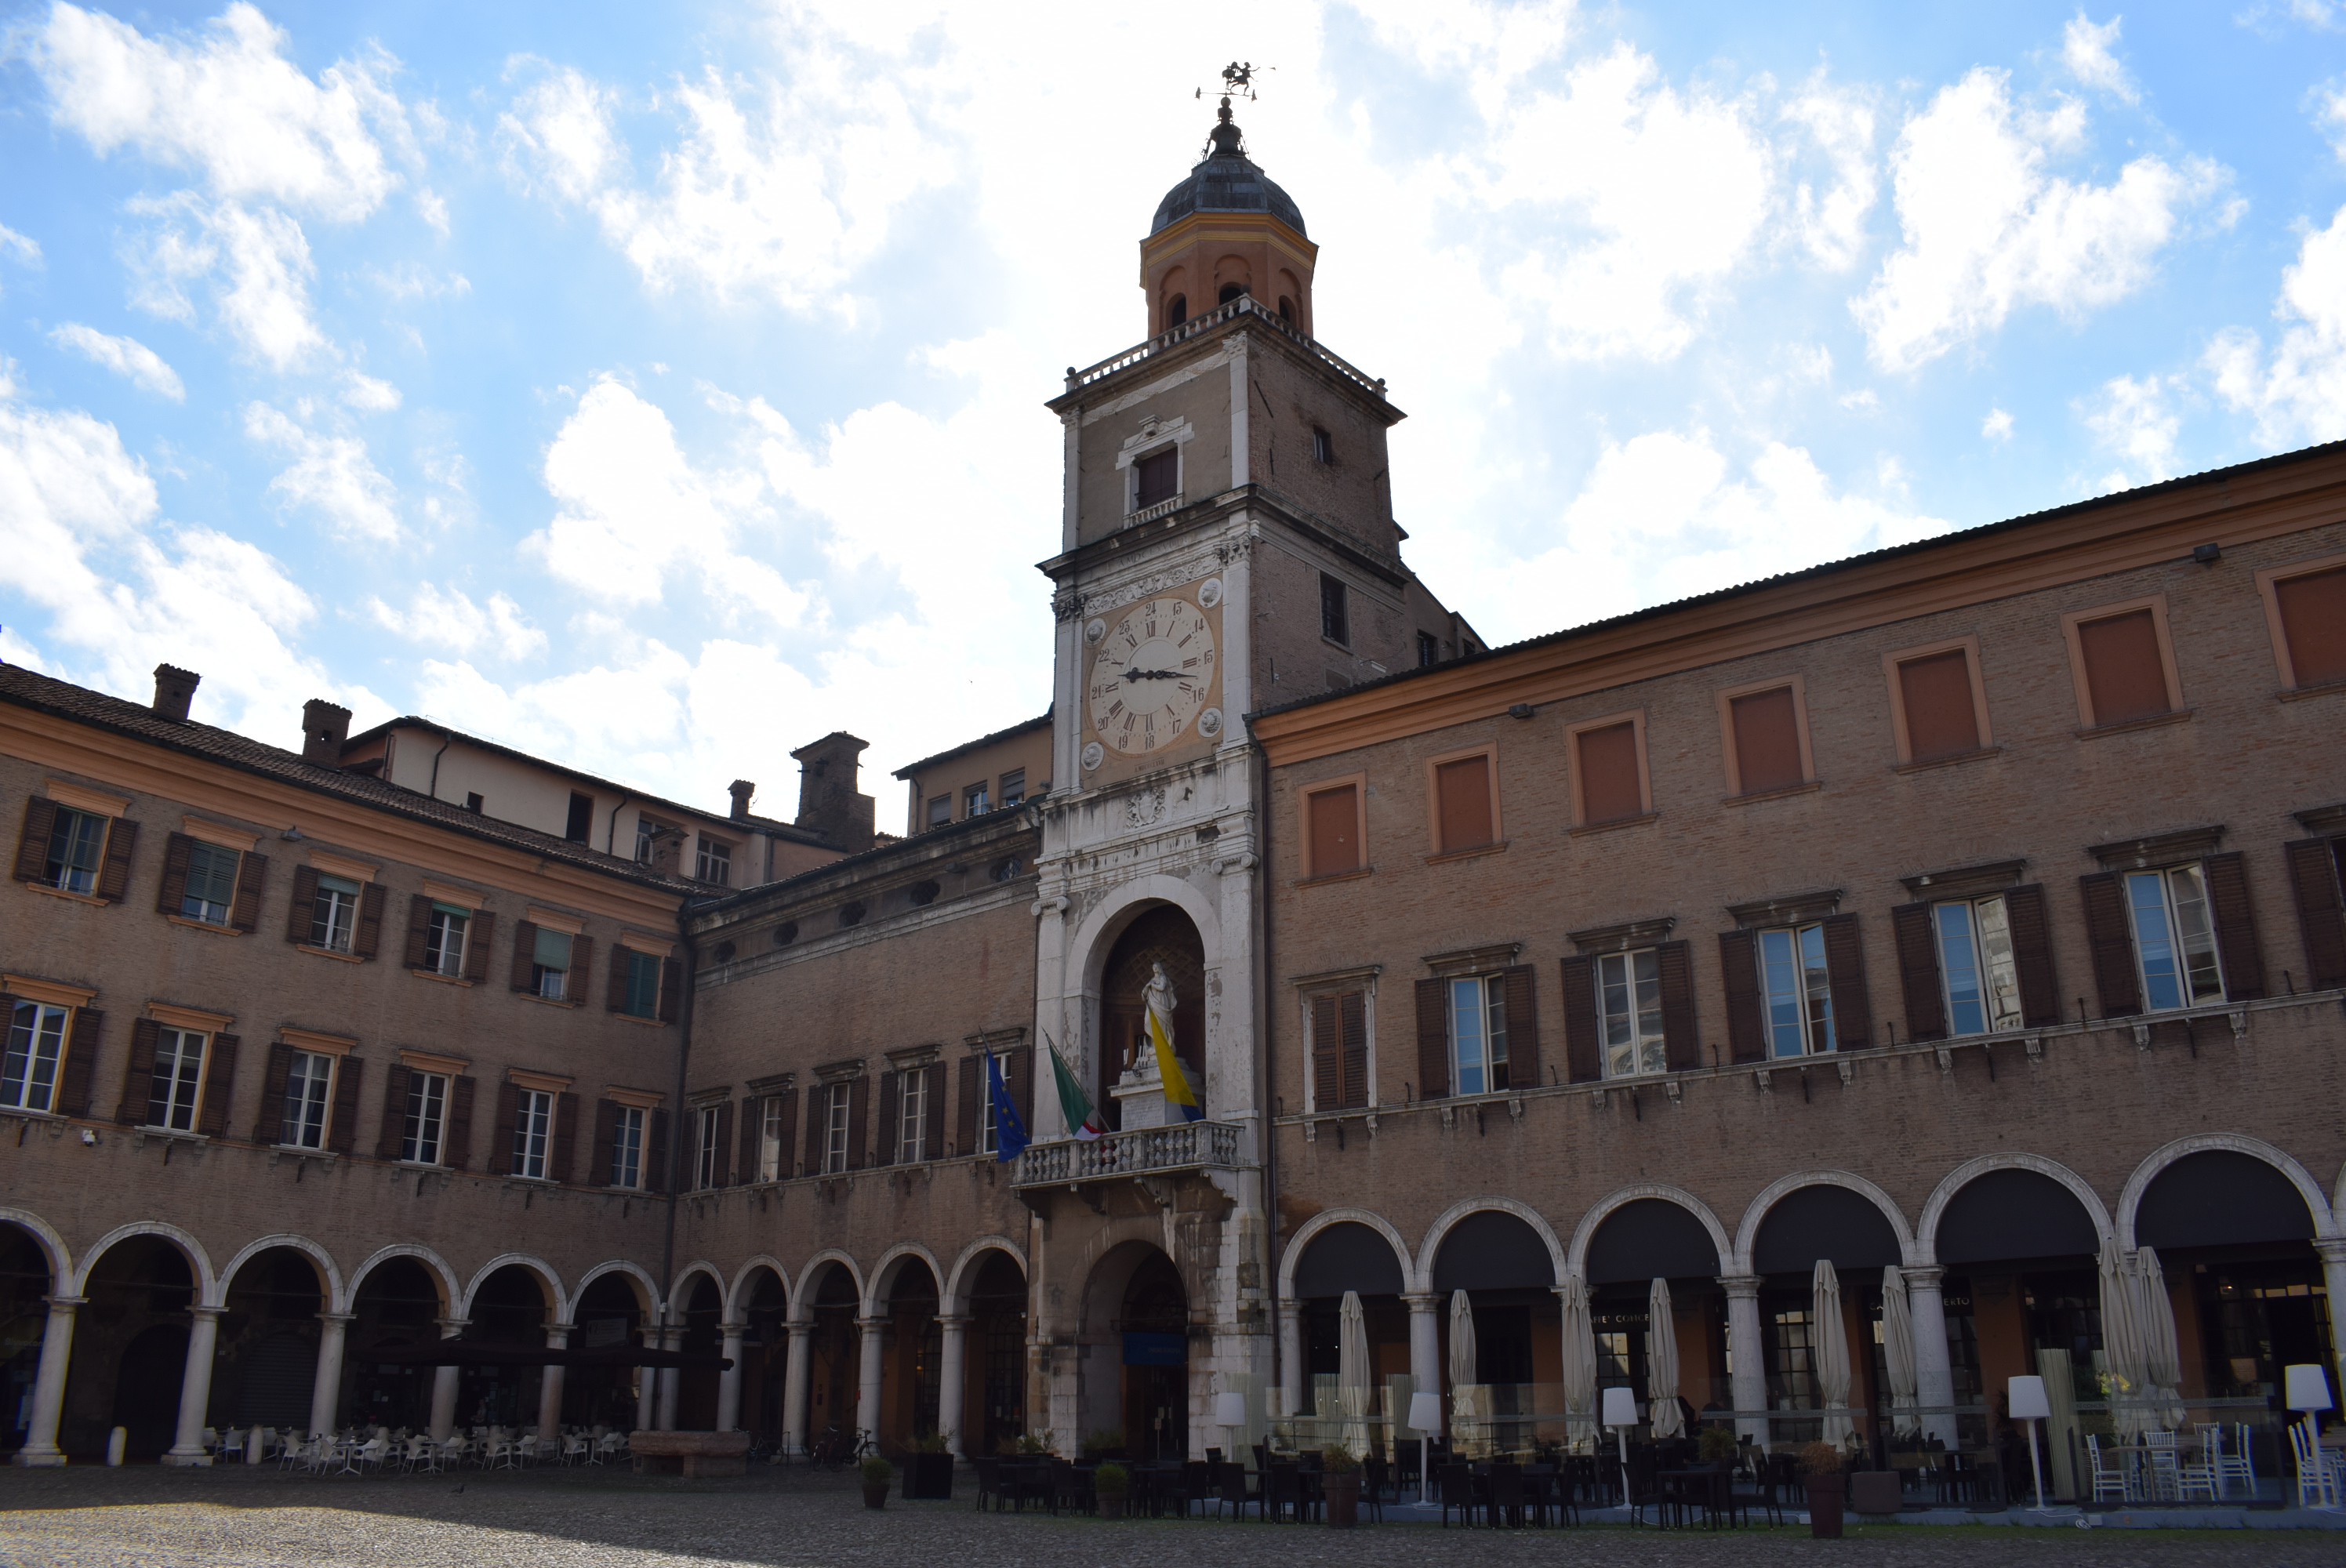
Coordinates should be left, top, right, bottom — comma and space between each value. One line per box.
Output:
2, 2, 2344, 814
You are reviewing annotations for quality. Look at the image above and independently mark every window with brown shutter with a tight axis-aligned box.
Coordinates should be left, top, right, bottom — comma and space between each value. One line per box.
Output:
2286, 837, 2346, 990
12, 797, 56, 884
1820, 913, 1872, 1048
659, 958, 682, 1023
2003, 884, 2063, 1028
115, 1018, 162, 1126
1414, 977, 1449, 1098
1135, 447, 1178, 510
508, 920, 539, 991
229, 851, 267, 933
154, 833, 194, 918
489, 1081, 521, 1175
1657, 941, 1698, 1071
463, 911, 496, 983
95, 817, 136, 902
803, 1086, 827, 1177
56, 1007, 100, 1117
1891, 904, 1947, 1043
1501, 966, 1539, 1088
1894, 648, 1981, 761
404, 894, 433, 971
957, 1058, 980, 1156
2272, 564, 2346, 688
326, 1057, 363, 1152
845, 1075, 869, 1170
739, 1094, 764, 1182
2200, 851, 2267, 1002
1432, 753, 1494, 854
568, 935, 594, 1007
1559, 956, 1600, 1083
594, 1098, 621, 1183
377, 1064, 413, 1160
1717, 930, 1765, 1063
1005, 1048, 1032, 1127
1574, 720, 1643, 824
1310, 994, 1342, 1110
199, 1034, 238, 1138
444, 1075, 475, 1170
354, 883, 385, 958
255, 1041, 296, 1146
877, 1071, 899, 1165
710, 1100, 733, 1186
924, 1064, 946, 1163
647, 1107, 670, 1192
1305, 784, 1360, 878
2079, 872, 2144, 1018
2074, 608, 2172, 726
1727, 686, 1805, 794
287, 865, 321, 944
549, 1090, 578, 1183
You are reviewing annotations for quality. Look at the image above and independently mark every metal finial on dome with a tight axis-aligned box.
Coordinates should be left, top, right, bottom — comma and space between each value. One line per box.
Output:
1159, 62, 1302, 237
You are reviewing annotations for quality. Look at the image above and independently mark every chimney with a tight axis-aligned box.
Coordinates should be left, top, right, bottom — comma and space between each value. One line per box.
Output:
151, 664, 200, 722
645, 824, 686, 877
728, 779, 756, 821
301, 699, 353, 767
790, 732, 876, 853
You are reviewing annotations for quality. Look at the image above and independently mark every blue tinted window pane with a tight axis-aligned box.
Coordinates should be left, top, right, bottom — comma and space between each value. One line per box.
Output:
2128, 871, 2184, 1011
1451, 978, 1485, 1095
1798, 924, 1836, 1052
1760, 929, 1803, 1058
1936, 902, 1986, 1036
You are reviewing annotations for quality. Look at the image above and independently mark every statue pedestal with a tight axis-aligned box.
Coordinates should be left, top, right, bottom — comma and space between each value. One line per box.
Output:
1111, 1065, 1172, 1129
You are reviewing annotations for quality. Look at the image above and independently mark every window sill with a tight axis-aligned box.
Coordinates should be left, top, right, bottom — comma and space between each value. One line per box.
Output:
394, 1159, 445, 1171
1424, 840, 1507, 866
2075, 707, 2192, 739
1295, 866, 1373, 887
2279, 679, 2346, 703
612, 1011, 667, 1027
165, 913, 248, 937
132, 1126, 208, 1146
1893, 746, 2003, 775
1320, 635, 1353, 655
267, 1145, 336, 1163
515, 991, 582, 1010
296, 944, 365, 964
409, 969, 474, 987
1569, 811, 1658, 838
20, 882, 111, 908
1722, 780, 1822, 807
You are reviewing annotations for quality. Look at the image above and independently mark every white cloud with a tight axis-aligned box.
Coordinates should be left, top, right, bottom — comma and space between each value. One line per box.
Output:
2062, 13, 2139, 103
368, 584, 546, 661
243, 402, 400, 541
2079, 373, 2180, 489
2206, 202, 2346, 444
1982, 406, 2014, 441
34, 1, 409, 223
1853, 69, 2227, 372
49, 323, 184, 401
340, 372, 401, 412
1781, 78, 1880, 270
497, 64, 624, 205
364, 262, 470, 301
0, 223, 39, 266
123, 194, 329, 370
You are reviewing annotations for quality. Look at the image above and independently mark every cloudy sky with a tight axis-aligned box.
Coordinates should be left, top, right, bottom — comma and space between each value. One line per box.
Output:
2, 2, 2343, 815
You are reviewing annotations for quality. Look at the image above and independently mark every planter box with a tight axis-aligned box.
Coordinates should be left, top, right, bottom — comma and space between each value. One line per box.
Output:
1806, 1473, 1846, 1539
627, 1430, 751, 1479
1849, 1471, 1902, 1516
902, 1452, 955, 1500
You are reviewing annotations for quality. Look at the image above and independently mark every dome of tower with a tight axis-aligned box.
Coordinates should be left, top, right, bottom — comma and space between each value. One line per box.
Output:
1149, 102, 1307, 238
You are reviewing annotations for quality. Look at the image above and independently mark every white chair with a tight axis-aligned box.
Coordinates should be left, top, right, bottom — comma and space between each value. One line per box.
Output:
2217, 1422, 2258, 1499
561, 1433, 590, 1466
2290, 1422, 2341, 1510
217, 1430, 244, 1464
594, 1431, 626, 1465
2084, 1435, 2134, 1504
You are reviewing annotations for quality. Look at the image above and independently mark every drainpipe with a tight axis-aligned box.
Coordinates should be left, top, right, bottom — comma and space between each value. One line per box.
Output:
425, 729, 454, 804
1255, 739, 1280, 1413
659, 896, 699, 1347
606, 794, 635, 858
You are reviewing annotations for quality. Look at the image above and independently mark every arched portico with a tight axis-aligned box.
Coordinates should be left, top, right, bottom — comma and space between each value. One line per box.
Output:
0, 1214, 68, 1464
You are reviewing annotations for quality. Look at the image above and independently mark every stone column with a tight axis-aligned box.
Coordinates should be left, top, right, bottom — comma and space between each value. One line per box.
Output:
781, 1321, 812, 1457
163, 1306, 224, 1465
13, 1296, 82, 1466
1403, 1293, 1441, 1429
717, 1321, 745, 1432
1276, 1298, 1303, 1419
1903, 1267, 1957, 1448
656, 1327, 681, 1431
428, 1317, 468, 1440
1719, 1276, 1768, 1446
309, 1312, 353, 1437
936, 1314, 972, 1460
634, 1323, 657, 1432
537, 1323, 572, 1440
2315, 1243, 2346, 1414
855, 1316, 886, 1443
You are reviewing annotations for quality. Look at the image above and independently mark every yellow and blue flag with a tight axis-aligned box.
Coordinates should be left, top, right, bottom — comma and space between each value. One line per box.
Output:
1148, 1007, 1204, 1123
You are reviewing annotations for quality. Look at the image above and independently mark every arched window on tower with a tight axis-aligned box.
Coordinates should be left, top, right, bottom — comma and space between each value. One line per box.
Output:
1166, 294, 1187, 328
1218, 283, 1248, 305
1277, 296, 1295, 323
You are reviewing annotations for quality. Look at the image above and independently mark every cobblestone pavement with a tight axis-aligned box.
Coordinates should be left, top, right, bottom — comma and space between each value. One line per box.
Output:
1, 1466, 2340, 1568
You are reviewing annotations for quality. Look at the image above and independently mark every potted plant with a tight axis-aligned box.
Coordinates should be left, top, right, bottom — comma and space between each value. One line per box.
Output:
860, 1454, 895, 1509
904, 1432, 954, 1500
1092, 1461, 1131, 1519
1698, 1425, 1738, 1465
1800, 1441, 1846, 1538
1319, 1443, 1362, 1528
1082, 1428, 1128, 1461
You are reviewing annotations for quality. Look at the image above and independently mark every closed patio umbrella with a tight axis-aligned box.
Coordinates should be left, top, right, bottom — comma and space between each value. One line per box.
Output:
1646, 1276, 1683, 1439
1813, 1259, 1852, 1446
2097, 1237, 2146, 1439
1882, 1265, 1919, 1436
2131, 1247, 2187, 1432
1447, 1290, 1479, 1452
1338, 1289, 1373, 1455
1559, 1272, 1597, 1453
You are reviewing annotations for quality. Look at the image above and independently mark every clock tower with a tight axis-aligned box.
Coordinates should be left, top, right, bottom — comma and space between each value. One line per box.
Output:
1021, 93, 1468, 1454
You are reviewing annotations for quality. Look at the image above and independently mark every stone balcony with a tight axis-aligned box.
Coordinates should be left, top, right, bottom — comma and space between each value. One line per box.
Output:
1012, 1120, 1246, 1188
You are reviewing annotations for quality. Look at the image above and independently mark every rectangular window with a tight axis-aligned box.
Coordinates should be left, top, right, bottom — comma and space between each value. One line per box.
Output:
1135, 447, 1178, 510
1320, 573, 1349, 645
2267, 561, 2346, 688
999, 770, 1026, 808
898, 1068, 928, 1163
1433, 753, 1494, 854
927, 795, 952, 828
532, 927, 572, 1000
1312, 426, 1334, 463
1305, 783, 1360, 877
622, 949, 662, 1019
1757, 924, 1836, 1057
695, 838, 732, 885
565, 790, 594, 844
2075, 608, 2172, 726
611, 1105, 645, 1189
512, 1088, 552, 1179
2, 1002, 67, 1112
1895, 648, 1983, 761
2126, 864, 2225, 1011
281, 1050, 335, 1149
634, 818, 677, 865
1448, 974, 1509, 1096
424, 904, 469, 977
310, 874, 360, 952
695, 1105, 721, 1189
824, 1083, 851, 1174
180, 840, 238, 924
146, 1026, 206, 1131
977, 1070, 998, 1156
1729, 686, 1806, 794
1417, 631, 1440, 669
760, 1096, 785, 1182
401, 1071, 448, 1164
42, 808, 107, 895
1574, 720, 1644, 825
964, 784, 989, 818
1596, 949, 1665, 1078
1932, 897, 2024, 1036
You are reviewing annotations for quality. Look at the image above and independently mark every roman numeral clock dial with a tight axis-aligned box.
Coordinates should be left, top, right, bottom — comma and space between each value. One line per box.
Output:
1086, 596, 1218, 760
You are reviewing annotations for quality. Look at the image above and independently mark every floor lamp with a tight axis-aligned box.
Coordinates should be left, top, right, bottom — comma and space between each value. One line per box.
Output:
1409, 1392, 1444, 1511
1603, 1387, 1639, 1515
1213, 1391, 1247, 1471
2285, 1364, 2338, 1510
2007, 1375, 2050, 1512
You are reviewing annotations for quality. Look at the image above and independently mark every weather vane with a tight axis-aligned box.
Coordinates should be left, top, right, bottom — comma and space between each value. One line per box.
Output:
1197, 61, 1269, 103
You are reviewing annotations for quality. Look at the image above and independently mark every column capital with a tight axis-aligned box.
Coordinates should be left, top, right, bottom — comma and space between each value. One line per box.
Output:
435, 1316, 470, 1334
42, 1295, 85, 1312
854, 1316, 888, 1332
935, 1314, 975, 1329
187, 1305, 227, 1320
547, 1319, 578, 1334
1401, 1293, 1442, 1311
785, 1320, 813, 1339
2312, 1238, 2346, 1265
317, 1312, 358, 1327
1901, 1266, 1947, 1288
1715, 1275, 1763, 1298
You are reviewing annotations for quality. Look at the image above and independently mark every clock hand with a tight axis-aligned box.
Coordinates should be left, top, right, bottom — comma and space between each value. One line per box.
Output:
1121, 668, 1181, 681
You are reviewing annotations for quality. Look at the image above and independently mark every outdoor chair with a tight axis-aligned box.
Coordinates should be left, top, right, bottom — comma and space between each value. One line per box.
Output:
1730, 1460, 1785, 1526
1487, 1463, 1527, 1528
2217, 1424, 2257, 1499
971, 1457, 1001, 1511
1360, 1456, 1393, 1523
1214, 1461, 1260, 1521
561, 1432, 590, 1465
2085, 1436, 2132, 1504
1434, 1463, 1478, 1527
2290, 1424, 2341, 1511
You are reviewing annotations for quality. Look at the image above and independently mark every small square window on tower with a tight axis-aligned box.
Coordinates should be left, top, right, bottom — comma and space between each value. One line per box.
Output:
1417, 631, 1440, 669
1135, 447, 1178, 511
1320, 572, 1349, 646
1312, 427, 1334, 463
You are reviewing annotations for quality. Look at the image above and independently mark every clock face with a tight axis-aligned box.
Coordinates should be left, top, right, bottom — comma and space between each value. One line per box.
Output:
1088, 597, 1217, 756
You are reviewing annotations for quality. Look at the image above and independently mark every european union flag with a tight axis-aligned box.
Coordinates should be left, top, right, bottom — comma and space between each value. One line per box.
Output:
986, 1047, 1028, 1162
